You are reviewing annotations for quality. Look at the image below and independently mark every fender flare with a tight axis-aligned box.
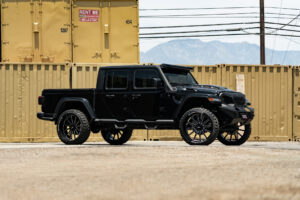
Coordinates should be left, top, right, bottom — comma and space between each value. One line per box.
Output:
173, 94, 216, 119
53, 97, 96, 120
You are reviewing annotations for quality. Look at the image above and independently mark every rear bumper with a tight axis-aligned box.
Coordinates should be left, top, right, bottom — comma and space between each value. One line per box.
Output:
37, 112, 55, 121
219, 104, 254, 125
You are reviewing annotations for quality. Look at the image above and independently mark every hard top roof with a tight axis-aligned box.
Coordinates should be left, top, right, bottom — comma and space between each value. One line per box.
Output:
101, 63, 193, 70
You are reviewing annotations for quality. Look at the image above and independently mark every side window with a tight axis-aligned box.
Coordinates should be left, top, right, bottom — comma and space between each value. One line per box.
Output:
106, 70, 128, 90
134, 69, 161, 89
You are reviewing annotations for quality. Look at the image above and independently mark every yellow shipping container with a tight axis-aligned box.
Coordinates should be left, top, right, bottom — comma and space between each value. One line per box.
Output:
221, 64, 293, 141
1, 0, 72, 63
1, 0, 139, 64
293, 66, 300, 141
0, 63, 70, 142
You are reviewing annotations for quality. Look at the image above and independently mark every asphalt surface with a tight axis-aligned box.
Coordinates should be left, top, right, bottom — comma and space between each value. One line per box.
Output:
0, 141, 299, 200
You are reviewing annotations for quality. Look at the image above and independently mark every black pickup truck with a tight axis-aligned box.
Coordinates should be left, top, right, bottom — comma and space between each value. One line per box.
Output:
37, 64, 254, 146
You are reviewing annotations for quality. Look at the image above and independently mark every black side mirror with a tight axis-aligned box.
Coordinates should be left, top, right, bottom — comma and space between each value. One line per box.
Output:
153, 78, 163, 88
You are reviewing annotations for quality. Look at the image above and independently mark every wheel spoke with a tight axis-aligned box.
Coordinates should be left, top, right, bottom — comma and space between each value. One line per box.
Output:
193, 133, 198, 140
188, 131, 195, 135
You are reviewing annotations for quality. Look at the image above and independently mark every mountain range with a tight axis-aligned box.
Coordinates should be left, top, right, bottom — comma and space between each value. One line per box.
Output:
140, 39, 300, 65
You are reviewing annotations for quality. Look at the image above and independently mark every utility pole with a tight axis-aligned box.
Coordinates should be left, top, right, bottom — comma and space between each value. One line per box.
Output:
260, 0, 266, 64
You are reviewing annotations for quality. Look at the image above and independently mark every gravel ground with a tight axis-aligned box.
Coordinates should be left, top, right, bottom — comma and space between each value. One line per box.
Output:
0, 141, 299, 200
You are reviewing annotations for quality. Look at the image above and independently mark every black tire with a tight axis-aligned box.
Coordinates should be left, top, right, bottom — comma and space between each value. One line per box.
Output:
57, 109, 90, 145
101, 128, 132, 145
218, 123, 251, 146
179, 108, 219, 145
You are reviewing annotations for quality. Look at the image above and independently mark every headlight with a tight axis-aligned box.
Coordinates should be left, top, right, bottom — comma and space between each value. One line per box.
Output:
245, 98, 251, 106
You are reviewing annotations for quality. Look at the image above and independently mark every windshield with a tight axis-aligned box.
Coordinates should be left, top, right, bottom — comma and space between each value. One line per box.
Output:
162, 69, 198, 86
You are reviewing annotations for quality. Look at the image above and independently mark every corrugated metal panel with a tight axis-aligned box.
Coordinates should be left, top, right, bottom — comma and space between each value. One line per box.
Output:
293, 66, 300, 141
149, 65, 221, 141
72, 0, 139, 63
221, 64, 293, 141
0, 63, 70, 142
1, 0, 71, 63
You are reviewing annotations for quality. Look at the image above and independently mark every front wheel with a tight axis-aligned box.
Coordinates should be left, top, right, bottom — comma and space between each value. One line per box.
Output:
218, 123, 251, 145
179, 108, 219, 145
101, 128, 132, 145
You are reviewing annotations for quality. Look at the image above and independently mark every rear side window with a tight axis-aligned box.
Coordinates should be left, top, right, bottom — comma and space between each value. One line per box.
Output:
106, 70, 128, 90
134, 69, 161, 89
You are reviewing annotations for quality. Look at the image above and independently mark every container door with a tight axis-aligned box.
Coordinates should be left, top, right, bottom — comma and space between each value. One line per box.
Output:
1, 0, 33, 62
40, 0, 72, 63
72, 0, 103, 63
293, 67, 300, 141
108, 0, 139, 63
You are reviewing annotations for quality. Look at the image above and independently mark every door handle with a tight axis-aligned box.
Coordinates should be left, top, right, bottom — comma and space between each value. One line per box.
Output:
132, 94, 141, 99
105, 94, 115, 98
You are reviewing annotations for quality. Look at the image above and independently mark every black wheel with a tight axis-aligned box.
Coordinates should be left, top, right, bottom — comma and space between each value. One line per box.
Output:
179, 108, 219, 145
101, 128, 132, 145
218, 123, 251, 145
57, 109, 90, 145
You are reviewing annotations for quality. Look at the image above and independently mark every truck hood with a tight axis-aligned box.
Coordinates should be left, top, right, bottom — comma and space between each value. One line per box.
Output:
174, 84, 235, 95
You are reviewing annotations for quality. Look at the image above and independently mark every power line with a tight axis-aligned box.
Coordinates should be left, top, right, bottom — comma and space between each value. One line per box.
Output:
140, 26, 300, 36
139, 33, 300, 39
282, 15, 300, 64
140, 12, 298, 17
140, 6, 300, 11
140, 22, 300, 29
270, 0, 283, 63
140, 16, 296, 20
140, 27, 259, 35
140, 22, 260, 29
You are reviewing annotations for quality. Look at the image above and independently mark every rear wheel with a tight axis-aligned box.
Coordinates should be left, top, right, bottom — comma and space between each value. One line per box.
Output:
57, 109, 90, 145
101, 128, 132, 145
179, 108, 219, 145
218, 123, 251, 145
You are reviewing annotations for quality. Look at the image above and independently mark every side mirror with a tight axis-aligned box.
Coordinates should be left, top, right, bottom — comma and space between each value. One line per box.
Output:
153, 78, 163, 88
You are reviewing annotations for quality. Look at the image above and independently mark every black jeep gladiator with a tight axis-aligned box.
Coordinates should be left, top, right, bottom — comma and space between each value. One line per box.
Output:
37, 64, 254, 146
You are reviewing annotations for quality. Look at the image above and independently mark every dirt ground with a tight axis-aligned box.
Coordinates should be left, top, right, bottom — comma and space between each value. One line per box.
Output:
0, 141, 299, 200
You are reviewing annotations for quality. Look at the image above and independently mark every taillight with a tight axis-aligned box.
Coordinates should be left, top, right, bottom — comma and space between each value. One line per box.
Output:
38, 96, 44, 105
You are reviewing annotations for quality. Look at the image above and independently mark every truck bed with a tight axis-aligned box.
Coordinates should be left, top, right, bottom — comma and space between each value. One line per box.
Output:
41, 89, 95, 113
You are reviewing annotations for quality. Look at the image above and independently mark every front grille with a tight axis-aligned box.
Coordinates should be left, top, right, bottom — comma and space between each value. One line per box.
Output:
220, 92, 246, 106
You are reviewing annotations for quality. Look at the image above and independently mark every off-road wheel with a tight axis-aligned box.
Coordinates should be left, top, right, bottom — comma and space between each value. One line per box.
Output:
101, 128, 132, 145
179, 108, 219, 145
57, 109, 90, 145
218, 123, 251, 145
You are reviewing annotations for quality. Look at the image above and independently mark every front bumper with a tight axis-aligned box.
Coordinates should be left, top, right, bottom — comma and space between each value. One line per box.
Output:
37, 112, 55, 121
219, 104, 254, 125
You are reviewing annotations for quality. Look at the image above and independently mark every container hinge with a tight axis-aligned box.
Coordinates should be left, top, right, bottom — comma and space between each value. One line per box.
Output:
2, 41, 9, 45
72, 24, 78, 28
2, 58, 9, 62
111, 52, 120, 58
1, 5, 8, 9
73, 44, 79, 48
253, 136, 260, 140
2, 23, 9, 26
92, 52, 102, 59
64, 42, 72, 45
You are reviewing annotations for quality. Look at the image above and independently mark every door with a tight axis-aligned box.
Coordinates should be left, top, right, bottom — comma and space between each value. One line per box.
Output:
293, 67, 300, 141
100, 69, 131, 120
130, 68, 167, 120
72, 0, 103, 63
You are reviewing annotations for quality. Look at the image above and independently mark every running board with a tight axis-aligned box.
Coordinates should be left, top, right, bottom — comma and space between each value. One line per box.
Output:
94, 119, 174, 124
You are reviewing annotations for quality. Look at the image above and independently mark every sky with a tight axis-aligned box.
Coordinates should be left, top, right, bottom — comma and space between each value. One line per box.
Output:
139, 0, 300, 52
